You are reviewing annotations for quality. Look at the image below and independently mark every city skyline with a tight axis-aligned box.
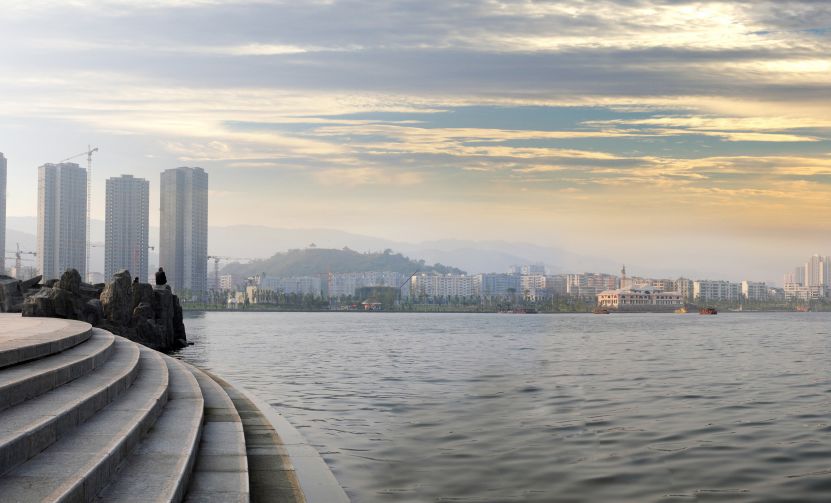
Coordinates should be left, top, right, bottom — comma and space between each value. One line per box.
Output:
0, 1, 830, 282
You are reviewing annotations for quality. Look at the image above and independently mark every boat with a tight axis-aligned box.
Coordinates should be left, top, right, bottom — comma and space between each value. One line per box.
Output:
593, 307, 610, 314
674, 306, 688, 314
795, 305, 810, 312
699, 307, 718, 315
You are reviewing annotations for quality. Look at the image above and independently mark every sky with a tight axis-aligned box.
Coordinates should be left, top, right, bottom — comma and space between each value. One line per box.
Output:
1, 0, 830, 283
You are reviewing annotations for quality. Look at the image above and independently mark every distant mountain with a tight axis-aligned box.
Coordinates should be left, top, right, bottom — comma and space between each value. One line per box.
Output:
221, 248, 465, 278
206, 225, 621, 275
5, 218, 623, 277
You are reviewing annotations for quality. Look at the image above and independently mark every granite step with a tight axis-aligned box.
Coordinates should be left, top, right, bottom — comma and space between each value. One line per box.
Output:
0, 347, 169, 502
208, 373, 307, 503
184, 365, 249, 503
0, 316, 92, 369
96, 355, 204, 502
0, 336, 141, 476
0, 329, 115, 413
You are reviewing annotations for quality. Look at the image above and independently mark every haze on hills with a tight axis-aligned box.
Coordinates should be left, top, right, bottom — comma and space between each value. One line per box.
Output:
221, 248, 464, 279
4, 216, 786, 283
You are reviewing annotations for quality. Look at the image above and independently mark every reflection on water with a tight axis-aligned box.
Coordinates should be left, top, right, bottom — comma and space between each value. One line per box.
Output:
176, 312, 831, 502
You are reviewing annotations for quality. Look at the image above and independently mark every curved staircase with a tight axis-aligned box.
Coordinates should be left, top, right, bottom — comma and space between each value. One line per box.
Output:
0, 315, 345, 503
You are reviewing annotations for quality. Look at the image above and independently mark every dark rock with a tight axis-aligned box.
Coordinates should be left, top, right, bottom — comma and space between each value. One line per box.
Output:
22, 286, 81, 319
100, 270, 132, 326
84, 299, 103, 325
21, 268, 187, 353
58, 269, 82, 295
20, 275, 42, 291
0, 276, 24, 313
44, 279, 59, 288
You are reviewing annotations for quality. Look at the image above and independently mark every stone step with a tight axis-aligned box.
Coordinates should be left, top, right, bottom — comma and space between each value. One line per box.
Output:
184, 365, 249, 503
0, 316, 92, 369
0, 347, 169, 502
0, 329, 115, 413
96, 356, 204, 502
0, 336, 141, 476
208, 373, 307, 503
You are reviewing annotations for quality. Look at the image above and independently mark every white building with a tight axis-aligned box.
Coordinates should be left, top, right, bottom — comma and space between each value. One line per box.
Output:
597, 287, 683, 309
159, 167, 208, 296
741, 281, 768, 302
411, 273, 476, 299
784, 284, 824, 301
105, 175, 149, 281
567, 273, 619, 298
693, 280, 741, 302
219, 274, 235, 291
673, 278, 694, 301
37, 163, 87, 280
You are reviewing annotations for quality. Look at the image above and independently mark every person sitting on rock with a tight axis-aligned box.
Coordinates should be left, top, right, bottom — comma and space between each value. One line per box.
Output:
155, 267, 167, 286
133, 277, 139, 285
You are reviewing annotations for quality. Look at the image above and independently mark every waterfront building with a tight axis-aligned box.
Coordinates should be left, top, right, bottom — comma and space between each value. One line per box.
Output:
327, 271, 408, 298
741, 281, 768, 302
105, 175, 149, 281
597, 287, 683, 310
545, 274, 568, 295
784, 283, 824, 301
258, 274, 323, 297
37, 162, 87, 280
219, 274, 235, 291
0, 153, 5, 273
693, 280, 741, 302
784, 266, 805, 287
476, 273, 521, 298
567, 272, 619, 298
673, 278, 694, 301
410, 273, 476, 299
159, 167, 208, 297
804, 254, 830, 288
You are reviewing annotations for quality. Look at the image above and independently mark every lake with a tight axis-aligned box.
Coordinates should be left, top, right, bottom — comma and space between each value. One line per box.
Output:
177, 312, 831, 502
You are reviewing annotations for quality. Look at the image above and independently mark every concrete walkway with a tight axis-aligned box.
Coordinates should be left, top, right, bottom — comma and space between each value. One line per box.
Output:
0, 314, 348, 503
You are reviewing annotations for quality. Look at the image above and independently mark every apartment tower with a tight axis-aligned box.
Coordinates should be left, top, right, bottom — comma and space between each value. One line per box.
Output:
37, 163, 87, 280
159, 167, 208, 297
105, 175, 150, 281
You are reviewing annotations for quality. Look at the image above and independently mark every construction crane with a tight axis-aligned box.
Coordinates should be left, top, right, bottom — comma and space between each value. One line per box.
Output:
5, 243, 37, 275
60, 146, 99, 277
208, 256, 251, 290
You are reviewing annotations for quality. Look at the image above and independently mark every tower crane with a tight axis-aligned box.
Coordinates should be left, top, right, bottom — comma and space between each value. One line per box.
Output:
59, 146, 98, 277
5, 243, 37, 276
207, 256, 251, 290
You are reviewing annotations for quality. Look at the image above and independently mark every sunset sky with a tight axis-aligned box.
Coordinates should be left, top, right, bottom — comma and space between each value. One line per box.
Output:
1, 1, 830, 282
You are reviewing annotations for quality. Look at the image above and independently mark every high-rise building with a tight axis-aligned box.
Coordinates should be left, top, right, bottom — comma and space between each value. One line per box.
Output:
0, 153, 6, 273
159, 167, 208, 297
105, 175, 149, 281
37, 163, 87, 280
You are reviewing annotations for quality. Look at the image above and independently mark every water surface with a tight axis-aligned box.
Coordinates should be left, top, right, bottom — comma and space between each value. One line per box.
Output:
177, 312, 831, 502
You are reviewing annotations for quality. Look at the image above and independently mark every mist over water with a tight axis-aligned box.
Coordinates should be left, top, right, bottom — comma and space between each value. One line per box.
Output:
177, 312, 831, 502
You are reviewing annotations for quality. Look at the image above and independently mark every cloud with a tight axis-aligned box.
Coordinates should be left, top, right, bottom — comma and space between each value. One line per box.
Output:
312, 167, 423, 187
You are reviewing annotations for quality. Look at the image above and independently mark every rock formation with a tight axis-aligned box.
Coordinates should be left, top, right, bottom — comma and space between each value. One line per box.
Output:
18, 268, 186, 352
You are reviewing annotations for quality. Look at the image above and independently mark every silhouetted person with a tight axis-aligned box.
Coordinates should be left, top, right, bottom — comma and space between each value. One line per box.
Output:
155, 267, 167, 286
133, 277, 139, 285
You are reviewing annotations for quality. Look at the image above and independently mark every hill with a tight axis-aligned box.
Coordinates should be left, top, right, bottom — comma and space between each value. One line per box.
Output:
220, 247, 466, 278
